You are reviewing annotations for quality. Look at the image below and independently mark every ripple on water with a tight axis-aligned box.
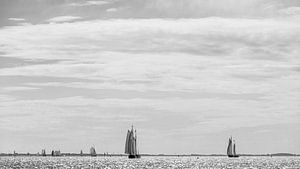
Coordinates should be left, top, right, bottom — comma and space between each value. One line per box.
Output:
0, 156, 299, 169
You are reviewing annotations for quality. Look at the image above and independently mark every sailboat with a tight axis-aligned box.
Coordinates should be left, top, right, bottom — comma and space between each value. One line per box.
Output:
227, 136, 239, 158
125, 125, 141, 158
90, 146, 97, 157
41, 149, 46, 156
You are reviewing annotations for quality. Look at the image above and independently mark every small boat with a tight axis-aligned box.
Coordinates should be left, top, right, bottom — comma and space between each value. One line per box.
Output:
125, 125, 141, 159
227, 136, 239, 158
90, 146, 97, 157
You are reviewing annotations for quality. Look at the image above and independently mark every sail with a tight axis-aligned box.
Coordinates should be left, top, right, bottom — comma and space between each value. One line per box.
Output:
125, 129, 132, 154
129, 130, 134, 154
90, 147, 96, 156
233, 143, 236, 156
125, 130, 130, 154
132, 137, 137, 155
134, 130, 138, 154
227, 138, 233, 156
129, 130, 133, 154
41, 149, 46, 156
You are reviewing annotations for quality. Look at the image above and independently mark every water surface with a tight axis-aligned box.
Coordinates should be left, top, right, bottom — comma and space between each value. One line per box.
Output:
0, 156, 299, 169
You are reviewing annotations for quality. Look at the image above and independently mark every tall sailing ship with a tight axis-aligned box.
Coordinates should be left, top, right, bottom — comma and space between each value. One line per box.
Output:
125, 125, 141, 158
90, 146, 97, 157
227, 136, 239, 158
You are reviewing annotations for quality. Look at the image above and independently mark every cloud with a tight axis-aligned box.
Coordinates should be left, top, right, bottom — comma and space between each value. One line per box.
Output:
106, 8, 117, 12
0, 56, 61, 69
8, 18, 25, 21
278, 7, 300, 16
1, 0, 300, 25
0, 18, 299, 96
2, 86, 39, 92
69, 0, 109, 7
0, 17, 299, 153
103, 0, 300, 18
47, 16, 82, 23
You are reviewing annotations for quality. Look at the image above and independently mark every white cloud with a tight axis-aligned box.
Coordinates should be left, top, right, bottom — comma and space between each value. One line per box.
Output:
69, 0, 109, 7
0, 18, 299, 93
278, 7, 300, 16
8, 18, 25, 21
105, 0, 300, 18
47, 16, 82, 23
106, 8, 117, 12
0, 18, 299, 97
0, 18, 299, 153
2, 86, 39, 92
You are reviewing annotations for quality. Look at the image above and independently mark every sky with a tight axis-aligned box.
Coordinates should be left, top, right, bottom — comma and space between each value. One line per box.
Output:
0, 0, 300, 155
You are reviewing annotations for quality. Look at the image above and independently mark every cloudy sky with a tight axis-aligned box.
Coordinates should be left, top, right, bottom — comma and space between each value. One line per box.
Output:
0, 0, 300, 155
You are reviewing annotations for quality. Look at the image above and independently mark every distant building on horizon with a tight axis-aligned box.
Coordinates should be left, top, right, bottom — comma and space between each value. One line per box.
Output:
51, 150, 61, 156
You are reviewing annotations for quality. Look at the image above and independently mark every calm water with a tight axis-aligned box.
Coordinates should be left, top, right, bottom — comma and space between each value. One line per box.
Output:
0, 156, 299, 169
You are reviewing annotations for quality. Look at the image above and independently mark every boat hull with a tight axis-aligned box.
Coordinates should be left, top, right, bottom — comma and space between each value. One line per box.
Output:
228, 155, 239, 158
128, 154, 141, 159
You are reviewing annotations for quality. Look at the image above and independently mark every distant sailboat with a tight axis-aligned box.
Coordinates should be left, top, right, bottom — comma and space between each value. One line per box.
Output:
125, 125, 141, 158
90, 147, 97, 157
41, 149, 46, 156
227, 137, 239, 158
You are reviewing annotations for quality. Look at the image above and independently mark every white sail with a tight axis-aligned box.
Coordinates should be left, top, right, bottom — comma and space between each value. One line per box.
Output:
90, 147, 96, 156
227, 138, 233, 156
132, 137, 136, 155
41, 149, 46, 156
133, 130, 137, 155
129, 130, 133, 154
233, 143, 236, 156
125, 130, 130, 154
126, 129, 132, 155
130, 130, 134, 154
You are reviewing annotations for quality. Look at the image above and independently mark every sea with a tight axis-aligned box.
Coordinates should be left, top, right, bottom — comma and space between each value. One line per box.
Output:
0, 156, 299, 169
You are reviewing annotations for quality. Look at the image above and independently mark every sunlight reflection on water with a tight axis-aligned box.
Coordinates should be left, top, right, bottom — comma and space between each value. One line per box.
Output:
0, 156, 299, 169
